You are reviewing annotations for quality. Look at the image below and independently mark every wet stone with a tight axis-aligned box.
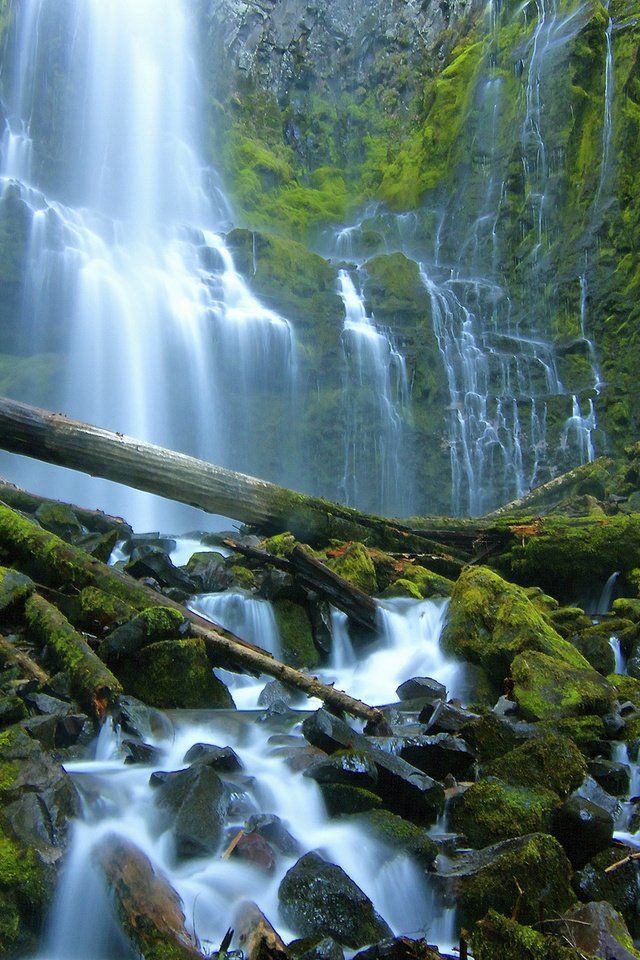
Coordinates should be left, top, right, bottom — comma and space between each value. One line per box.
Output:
244, 813, 301, 857
552, 795, 614, 868
587, 757, 631, 796
183, 742, 243, 772
395, 677, 446, 702
150, 764, 231, 860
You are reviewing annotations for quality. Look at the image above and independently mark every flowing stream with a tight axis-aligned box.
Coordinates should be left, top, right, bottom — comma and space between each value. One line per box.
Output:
35, 595, 463, 959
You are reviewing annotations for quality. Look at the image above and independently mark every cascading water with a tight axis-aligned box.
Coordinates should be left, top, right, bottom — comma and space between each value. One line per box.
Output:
35, 596, 463, 959
0, 0, 296, 531
337, 270, 412, 516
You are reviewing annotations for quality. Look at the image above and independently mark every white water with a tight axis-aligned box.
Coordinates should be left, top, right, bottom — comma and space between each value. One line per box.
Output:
35, 597, 462, 959
337, 270, 412, 515
0, 0, 296, 531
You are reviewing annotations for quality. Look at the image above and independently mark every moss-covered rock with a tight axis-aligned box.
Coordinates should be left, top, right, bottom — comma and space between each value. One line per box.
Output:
442, 833, 575, 930
450, 780, 560, 848
511, 650, 616, 721
0, 566, 34, 614
472, 909, 595, 960
484, 734, 587, 798
440, 566, 594, 679
272, 599, 320, 669
318, 783, 383, 816
0, 825, 47, 957
356, 809, 438, 870
119, 638, 234, 710
379, 577, 423, 600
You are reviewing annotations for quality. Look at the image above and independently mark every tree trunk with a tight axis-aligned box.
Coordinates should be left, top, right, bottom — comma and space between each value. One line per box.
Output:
0, 396, 453, 553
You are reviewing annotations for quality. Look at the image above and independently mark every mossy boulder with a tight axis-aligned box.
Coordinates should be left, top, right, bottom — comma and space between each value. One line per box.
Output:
483, 734, 587, 798
449, 780, 560, 848
511, 650, 616, 721
472, 909, 596, 960
461, 713, 521, 764
380, 577, 423, 600
98, 606, 190, 665
573, 846, 640, 938
440, 566, 593, 680
441, 833, 575, 929
0, 566, 34, 614
119, 638, 234, 709
272, 599, 319, 669
318, 783, 383, 816
0, 825, 47, 957
326, 543, 377, 595
394, 564, 454, 599
568, 621, 617, 675
356, 809, 438, 870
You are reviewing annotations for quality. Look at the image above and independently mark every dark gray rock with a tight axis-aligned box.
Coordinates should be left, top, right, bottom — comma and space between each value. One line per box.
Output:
244, 813, 301, 857
150, 764, 231, 859
183, 742, 243, 772
418, 700, 480, 733
395, 677, 446, 702
278, 852, 392, 948
587, 757, 631, 797
303, 750, 378, 789
553, 795, 614, 867
302, 709, 444, 824
561, 901, 639, 960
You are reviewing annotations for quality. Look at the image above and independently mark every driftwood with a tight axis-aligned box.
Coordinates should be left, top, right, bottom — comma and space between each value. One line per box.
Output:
0, 396, 451, 553
0, 502, 384, 723
0, 632, 49, 683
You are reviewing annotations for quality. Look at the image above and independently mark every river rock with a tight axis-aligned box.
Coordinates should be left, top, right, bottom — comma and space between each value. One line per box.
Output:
587, 757, 631, 796
448, 779, 560, 848
418, 700, 479, 733
244, 813, 301, 857
95, 833, 203, 959
291, 935, 345, 960
395, 677, 446, 702
99, 606, 190, 664
0, 565, 34, 613
183, 742, 243, 772
303, 748, 379, 788
356, 809, 438, 869
353, 937, 450, 960
382, 731, 476, 781
552, 795, 614, 867
441, 566, 596, 675
302, 709, 444, 823
235, 900, 288, 960
483, 733, 587, 798
278, 852, 393, 948
573, 845, 640, 937
511, 649, 616, 721
562, 900, 639, 960
436, 833, 575, 928
150, 764, 231, 859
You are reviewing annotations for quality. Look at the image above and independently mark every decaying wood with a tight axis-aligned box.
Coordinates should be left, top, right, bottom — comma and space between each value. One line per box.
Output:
0, 632, 49, 683
482, 457, 615, 518
0, 502, 384, 723
0, 477, 132, 537
604, 850, 640, 873
0, 396, 449, 552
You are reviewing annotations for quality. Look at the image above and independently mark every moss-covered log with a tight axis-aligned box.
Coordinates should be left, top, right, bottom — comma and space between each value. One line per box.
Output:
0, 395, 453, 552
24, 593, 122, 716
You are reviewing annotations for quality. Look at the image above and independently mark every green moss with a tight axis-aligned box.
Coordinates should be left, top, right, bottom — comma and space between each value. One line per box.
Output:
326, 542, 377, 594
441, 566, 594, 679
319, 783, 383, 816
484, 734, 587, 798
230, 564, 257, 591
272, 599, 319, 669
380, 577, 423, 599
472, 909, 593, 960
78, 587, 137, 630
450, 780, 560, 848
262, 533, 298, 558
357, 809, 438, 869
456, 833, 575, 929
511, 650, 616, 721
119, 638, 234, 709
0, 826, 46, 956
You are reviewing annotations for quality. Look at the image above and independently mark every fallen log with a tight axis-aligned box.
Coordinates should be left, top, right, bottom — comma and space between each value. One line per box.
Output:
0, 502, 384, 723
0, 396, 450, 553
0, 632, 49, 684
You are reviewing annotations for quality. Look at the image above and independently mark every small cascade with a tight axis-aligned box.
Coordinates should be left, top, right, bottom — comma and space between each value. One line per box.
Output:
35, 596, 463, 958
337, 269, 413, 516
0, 0, 297, 531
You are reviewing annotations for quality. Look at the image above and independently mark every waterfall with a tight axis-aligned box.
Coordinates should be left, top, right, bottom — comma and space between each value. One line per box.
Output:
0, 0, 297, 531
36, 597, 462, 959
337, 269, 412, 516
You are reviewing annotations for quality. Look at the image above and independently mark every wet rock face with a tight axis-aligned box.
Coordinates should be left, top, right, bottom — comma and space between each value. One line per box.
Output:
278, 851, 393, 948
200, 0, 481, 105
150, 764, 231, 860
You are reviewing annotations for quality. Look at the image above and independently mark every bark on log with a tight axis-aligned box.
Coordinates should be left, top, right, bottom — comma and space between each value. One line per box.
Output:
0, 633, 49, 683
0, 396, 449, 552
0, 502, 384, 723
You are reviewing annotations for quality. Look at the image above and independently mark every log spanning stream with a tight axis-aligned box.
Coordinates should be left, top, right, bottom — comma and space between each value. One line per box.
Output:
36, 592, 464, 959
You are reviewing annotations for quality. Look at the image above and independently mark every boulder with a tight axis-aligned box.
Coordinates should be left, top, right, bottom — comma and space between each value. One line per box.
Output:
99, 605, 190, 664
561, 900, 640, 960
483, 734, 587, 798
440, 566, 594, 678
150, 764, 231, 860
356, 809, 438, 869
472, 909, 587, 960
244, 814, 301, 857
303, 749, 378, 789
183, 742, 243, 772
0, 565, 34, 614
0, 822, 47, 958
290, 935, 345, 960
573, 846, 640, 938
437, 833, 575, 929
395, 677, 446, 702
552, 795, 614, 867
587, 757, 631, 796
95, 833, 203, 959
449, 779, 560, 848
353, 937, 450, 960
326, 543, 377, 594
511, 650, 616, 721
418, 700, 480, 734
382, 732, 476, 781
302, 710, 444, 824
118, 637, 234, 709
278, 852, 392, 948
